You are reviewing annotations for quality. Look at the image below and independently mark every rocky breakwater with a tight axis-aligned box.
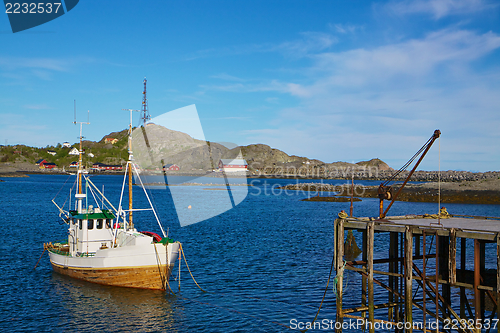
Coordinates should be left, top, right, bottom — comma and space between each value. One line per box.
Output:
250, 152, 500, 182
279, 178, 500, 205
374, 170, 500, 182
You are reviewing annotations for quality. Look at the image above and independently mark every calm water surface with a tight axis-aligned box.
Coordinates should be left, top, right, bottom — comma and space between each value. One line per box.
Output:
0, 175, 499, 332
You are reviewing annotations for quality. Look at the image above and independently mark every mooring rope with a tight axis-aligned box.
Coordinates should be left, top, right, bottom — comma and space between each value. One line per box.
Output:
33, 246, 47, 270
299, 250, 336, 333
166, 244, 293, 330
153, 243, 167, 292
165, 273, 177, 295
177, 244, 355, 332
179, 245, 319, 310
438, 135, 441, 221
176, 244, 359, 333
332, 261, 346, 296
179, 244, 208, 293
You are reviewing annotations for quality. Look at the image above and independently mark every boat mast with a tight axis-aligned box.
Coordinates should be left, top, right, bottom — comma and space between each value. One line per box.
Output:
73, 102, 89, 195
128, 110, 133, 229
122, 108, 140, 229
121, 81, 167, 238
78, 124, 83, 194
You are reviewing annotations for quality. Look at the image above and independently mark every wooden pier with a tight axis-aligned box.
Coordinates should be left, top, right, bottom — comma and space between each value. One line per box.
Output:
334, 214, 500, 333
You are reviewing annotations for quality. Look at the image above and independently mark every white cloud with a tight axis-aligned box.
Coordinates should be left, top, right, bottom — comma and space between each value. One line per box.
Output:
186, 32, 337, 61
0, 113, 56, 147
269, 29, 500, 98
0, 56, 95, 85
23, 104, 52, 110
235, 28, 500, 171
385, 0, 496, 19
331, 23, 362, 34
210, 73, 247, 82
0, 57, 64, 71
278, 32, 338, 57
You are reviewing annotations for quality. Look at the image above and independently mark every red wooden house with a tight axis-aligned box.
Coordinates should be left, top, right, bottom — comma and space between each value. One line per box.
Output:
163, 164, 180, 171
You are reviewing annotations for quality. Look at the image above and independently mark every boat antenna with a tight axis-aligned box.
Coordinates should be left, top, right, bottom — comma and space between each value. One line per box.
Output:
141, 77, 150, 126
378, 129, 440, 218
73, 101, 90, 195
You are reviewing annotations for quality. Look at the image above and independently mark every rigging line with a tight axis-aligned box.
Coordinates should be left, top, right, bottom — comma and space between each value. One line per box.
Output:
117, 162, 129, 229
52, 173, 74, 202
143, 177, 162, 228
61, 178, 77, 211
86, 178, 118, 214
132, 162, 167, 237
136, 124, 168, 229
86, 179, 101, 210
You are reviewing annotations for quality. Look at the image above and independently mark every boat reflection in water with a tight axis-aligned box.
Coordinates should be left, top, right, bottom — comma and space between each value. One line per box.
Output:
50, 272, 179, 331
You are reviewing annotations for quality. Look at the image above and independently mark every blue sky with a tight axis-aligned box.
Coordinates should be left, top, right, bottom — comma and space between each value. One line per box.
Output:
1, 0, 499, 171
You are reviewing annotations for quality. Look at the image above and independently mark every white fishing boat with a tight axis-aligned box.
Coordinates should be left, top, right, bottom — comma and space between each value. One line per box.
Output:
46, 111, 180, 290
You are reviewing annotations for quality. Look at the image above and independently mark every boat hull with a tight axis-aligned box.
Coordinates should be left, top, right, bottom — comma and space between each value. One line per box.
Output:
51, 262, 174, 290
47, 242, 180, 290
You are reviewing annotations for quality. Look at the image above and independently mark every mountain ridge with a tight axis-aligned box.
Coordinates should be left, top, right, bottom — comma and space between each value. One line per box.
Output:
2, 125, 498, 182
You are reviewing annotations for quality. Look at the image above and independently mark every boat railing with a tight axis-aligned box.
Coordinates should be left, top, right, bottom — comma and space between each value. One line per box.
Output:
47, 247, 71, 256
77, 252, 96, 257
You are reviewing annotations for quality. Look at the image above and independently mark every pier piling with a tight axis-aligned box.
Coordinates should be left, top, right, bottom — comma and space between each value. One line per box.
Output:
334, 214, 500, 332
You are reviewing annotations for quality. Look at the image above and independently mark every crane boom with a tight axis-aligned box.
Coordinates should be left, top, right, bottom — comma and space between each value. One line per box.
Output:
378, 129, 441, 218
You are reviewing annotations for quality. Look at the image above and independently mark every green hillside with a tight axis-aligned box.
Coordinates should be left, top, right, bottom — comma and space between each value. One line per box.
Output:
0, 129, 129, 169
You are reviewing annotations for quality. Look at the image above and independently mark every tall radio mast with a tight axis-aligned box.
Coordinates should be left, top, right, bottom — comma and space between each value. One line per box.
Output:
141, 77, 150, 126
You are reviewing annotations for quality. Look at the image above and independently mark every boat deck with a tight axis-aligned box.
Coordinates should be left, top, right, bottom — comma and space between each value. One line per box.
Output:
343, 215, 500, 241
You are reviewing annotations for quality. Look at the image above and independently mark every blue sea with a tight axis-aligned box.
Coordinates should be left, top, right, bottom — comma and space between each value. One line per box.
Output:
1, 175, 499, 332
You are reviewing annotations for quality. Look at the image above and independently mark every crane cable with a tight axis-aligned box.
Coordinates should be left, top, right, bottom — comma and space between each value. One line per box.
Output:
382, 134, 435, 186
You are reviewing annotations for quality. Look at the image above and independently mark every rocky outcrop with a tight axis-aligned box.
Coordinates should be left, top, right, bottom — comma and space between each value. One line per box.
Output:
356, 158, 393, 172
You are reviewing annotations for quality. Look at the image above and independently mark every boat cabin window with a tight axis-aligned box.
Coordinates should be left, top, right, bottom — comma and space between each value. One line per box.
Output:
88, 220, 94, 230
97, 219, 103, 229
105, 219, 111, 229
79, 220, 82, 230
